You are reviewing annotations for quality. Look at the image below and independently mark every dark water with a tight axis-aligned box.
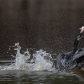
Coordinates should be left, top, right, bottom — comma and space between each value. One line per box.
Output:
0, 0, 84, 84
0, 70, 84, 84
0, 61, 84, 84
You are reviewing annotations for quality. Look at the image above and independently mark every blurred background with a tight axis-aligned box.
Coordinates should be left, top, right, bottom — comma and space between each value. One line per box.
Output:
0, 0, 84, 59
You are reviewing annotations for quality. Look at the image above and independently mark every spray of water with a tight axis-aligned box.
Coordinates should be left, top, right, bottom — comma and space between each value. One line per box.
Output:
0, 43, 53, 71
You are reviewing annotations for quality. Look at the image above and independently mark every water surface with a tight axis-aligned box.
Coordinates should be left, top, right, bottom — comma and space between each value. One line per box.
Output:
0, 62, 84, 84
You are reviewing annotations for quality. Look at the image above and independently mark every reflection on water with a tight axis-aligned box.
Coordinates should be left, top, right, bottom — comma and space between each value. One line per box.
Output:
0, 68, 84, 84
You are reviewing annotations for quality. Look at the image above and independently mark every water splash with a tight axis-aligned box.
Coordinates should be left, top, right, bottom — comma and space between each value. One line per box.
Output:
32, 50, 53, 71
0, 43, 53, 71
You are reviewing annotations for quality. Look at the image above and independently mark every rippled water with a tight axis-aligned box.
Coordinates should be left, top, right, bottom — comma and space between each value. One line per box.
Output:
0, 64, 84, 84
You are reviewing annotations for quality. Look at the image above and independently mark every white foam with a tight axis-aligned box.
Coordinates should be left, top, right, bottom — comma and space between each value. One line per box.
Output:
0, 43, 53, 71
32, 50, 53, 71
